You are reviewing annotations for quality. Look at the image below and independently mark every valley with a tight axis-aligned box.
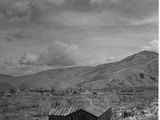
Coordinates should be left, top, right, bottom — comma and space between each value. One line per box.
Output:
0, 51, 158, 120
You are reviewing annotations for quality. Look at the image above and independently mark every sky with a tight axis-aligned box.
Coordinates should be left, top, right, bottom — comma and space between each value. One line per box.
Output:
0, 0, 158, 72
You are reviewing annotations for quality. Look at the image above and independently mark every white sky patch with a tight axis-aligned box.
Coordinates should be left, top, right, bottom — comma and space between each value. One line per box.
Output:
142, 40, 158, 52
54, 41, 79, 52
18, 53, 39, 65
128, 15, 158, 25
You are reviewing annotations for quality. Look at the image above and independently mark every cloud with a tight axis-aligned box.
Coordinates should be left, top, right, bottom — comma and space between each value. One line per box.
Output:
13, 41, 78, 67
63, 0, 94, 11
36, 41, 78, 66
47, 0, 65, 5
54, 11, 128, 27
91, 0, 158, 16
0, 0, 59, 23
15, 41, 117, 67
0, 0, 31, 21
0, 0, 157, 27
142, 40, 158, 52
0, 0, 158, 70
54, 0, 158, 27
18, 53, 39, 65
90, 0, 104, 4
128, 15, 158, 25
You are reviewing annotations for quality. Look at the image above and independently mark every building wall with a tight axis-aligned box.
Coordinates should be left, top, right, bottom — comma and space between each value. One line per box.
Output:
98, 108, 112, 120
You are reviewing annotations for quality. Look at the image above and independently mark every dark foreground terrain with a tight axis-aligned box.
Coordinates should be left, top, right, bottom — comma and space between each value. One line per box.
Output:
0, 51, 158, 120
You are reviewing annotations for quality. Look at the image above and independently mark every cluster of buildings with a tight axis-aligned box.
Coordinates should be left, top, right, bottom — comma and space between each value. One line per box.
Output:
112, 100, 158, 120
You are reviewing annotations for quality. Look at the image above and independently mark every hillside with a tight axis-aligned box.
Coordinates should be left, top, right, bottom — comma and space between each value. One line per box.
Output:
0, 50, 158, 91
0, 50, 158, 120
0, 74, 16, 91
82, 51, 158, 89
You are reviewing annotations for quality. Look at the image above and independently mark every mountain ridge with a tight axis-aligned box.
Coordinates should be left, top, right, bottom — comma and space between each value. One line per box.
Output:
0, 50, 158, 91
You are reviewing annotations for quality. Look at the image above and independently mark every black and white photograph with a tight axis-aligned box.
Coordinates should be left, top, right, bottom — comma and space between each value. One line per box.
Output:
0, 0, 158, 120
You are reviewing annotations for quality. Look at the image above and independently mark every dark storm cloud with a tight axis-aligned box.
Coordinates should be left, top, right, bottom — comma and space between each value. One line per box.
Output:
90, 0, 158, 18
0, 0, 157, 24
62, 0, 158, 20
0, 0, 61, 24
0, 0, 31, 21
60, 0, 158, 18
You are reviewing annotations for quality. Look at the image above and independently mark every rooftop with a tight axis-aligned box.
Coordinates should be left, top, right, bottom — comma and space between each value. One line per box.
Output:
49, 106, 79, 116
49, 105, 111, 117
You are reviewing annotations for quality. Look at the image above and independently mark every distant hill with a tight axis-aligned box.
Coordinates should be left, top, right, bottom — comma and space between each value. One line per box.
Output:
109, 68, 157, 88
0, 74, 16, 91
0, 74, 14, 85
81, 51, 158, 89
144, 58, 158, 77
0, 82, 16, 91
0, 50, 158, 91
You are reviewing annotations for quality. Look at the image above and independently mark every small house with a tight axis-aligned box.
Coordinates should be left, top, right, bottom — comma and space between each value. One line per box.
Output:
48, 106, 113, 120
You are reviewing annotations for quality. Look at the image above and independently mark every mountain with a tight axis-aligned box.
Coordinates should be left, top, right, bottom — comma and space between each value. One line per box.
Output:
109, 68, 157, 88
144, 58, 158, 77
0, 74, 14, 84
0, 74, 16, 91
0, 50, 158, 91
0, 82, 16, 91
81, 51, 158, 89
18, 66, 93, 90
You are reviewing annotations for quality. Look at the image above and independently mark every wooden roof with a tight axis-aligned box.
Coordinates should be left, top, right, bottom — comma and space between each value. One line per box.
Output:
49, 106, 112, 117
49, 106, 79, 116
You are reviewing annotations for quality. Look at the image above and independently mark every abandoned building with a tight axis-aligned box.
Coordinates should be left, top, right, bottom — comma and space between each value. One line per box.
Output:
48, 106, 113, 120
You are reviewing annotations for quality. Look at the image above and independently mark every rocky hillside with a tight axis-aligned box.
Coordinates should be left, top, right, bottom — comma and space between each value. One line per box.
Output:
0, 50, 158, 91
